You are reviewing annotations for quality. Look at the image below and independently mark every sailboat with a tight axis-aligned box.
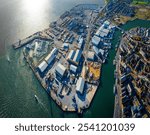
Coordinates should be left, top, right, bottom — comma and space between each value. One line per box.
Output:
4, 39, 11, 63
34, 95, 39, 102
7, 55, 10, 63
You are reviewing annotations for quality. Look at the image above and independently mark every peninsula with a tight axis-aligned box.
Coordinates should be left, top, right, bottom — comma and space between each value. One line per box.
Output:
13, 4, 116, 113
12, 0, 150, 116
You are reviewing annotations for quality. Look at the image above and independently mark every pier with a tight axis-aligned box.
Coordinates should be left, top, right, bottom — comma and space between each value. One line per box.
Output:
12, 32, 53, 49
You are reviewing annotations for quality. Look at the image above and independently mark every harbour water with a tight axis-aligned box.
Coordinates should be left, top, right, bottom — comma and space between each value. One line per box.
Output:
0, 0, 105, 118
0, 0, 150, 118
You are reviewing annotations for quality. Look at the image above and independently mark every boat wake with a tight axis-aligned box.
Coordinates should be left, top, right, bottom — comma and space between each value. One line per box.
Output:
34, 95, 49, 114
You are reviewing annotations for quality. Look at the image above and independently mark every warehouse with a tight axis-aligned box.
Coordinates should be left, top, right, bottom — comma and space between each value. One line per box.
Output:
95, 26, 103, 37
45, 48, 58, 65
78, 37, 84, 49
93, 46, 99, 55
87, 51, 95, 61
99, 49, 105, 56
73, 49, 82, 66
76, 77, 85, 95
67, 50, 76, 61
70, 64, 77, 74
67, 49, 82, 66
55, 63, 67, 78
92, 35, 101, 46
99, 28, 110, 38
95, 21, 111, 38
38, 61, 48, 74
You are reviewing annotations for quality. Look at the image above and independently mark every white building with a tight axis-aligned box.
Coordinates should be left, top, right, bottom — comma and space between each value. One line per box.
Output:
93, 46, 99, 55
45, 48, 58, 65
87, 51, 95, 61
92, 35, 101, 46
55, 63, 67, 77
67, 50, 75, 60
78, 37, 84, 49
73, 49, 82, 65
95, 21, 111, 38
70, 64, 77, 73
99, 49, 105, 56
76, 77, 85, 95
67, 49, 82, 66
38, 61, 48, 73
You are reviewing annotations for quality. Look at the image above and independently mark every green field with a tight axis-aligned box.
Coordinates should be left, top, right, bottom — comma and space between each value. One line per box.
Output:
107, 0, 150, 5
132, 0, 150, 5
105, 0, 110, 4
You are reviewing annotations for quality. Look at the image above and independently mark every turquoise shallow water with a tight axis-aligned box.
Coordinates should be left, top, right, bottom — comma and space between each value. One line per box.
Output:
0, 0, 150, 118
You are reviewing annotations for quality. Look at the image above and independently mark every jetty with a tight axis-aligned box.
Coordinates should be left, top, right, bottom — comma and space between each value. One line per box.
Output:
12, 32, 53, 49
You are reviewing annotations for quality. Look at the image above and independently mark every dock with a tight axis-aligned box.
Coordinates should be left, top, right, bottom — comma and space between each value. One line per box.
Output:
12, 32, 53, 49
13, 3, 117, 114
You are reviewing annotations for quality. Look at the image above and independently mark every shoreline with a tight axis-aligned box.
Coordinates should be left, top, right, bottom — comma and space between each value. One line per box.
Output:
113, 20, 150, 118
11, 1, 150, 117
13, 3, 115, 114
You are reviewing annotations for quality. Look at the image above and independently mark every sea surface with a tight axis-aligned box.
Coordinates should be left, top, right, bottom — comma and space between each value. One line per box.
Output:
0, 0, 105, 118
0, 0, 149, 118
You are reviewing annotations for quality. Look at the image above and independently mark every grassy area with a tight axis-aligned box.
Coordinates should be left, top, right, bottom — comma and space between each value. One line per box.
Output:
135, 7, 150, 20
132, 0, 150, 5
112, 6, 150, 25
112, 15, 132, 25
111, 0, 150, 25
104, 0, 110, 4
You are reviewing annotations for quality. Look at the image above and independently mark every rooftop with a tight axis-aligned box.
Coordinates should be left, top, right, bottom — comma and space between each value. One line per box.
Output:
73, 49, 82, 64
38, 61, 48, 73
92, 35, 101, 46
55, 63, 67, 77
76, 77, 85, 94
